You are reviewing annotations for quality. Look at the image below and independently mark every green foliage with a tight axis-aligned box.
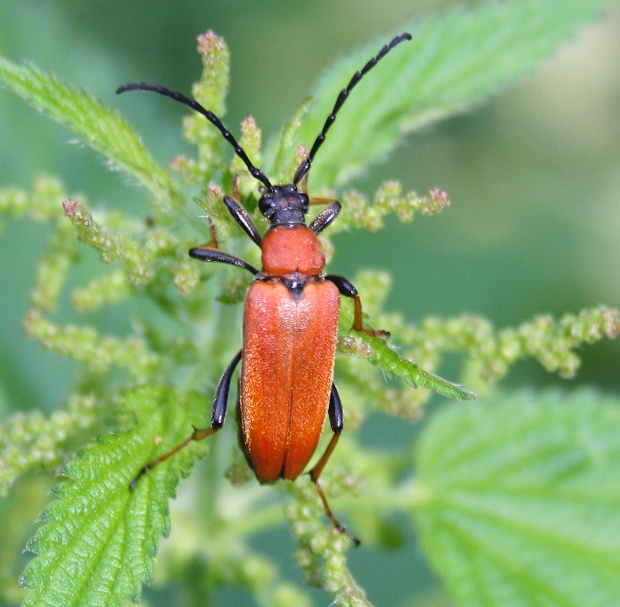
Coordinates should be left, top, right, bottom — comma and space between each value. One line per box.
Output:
0, 59, 182, 210
416, 391, 620, 607
21, 388, 209, 607
0, 1, 618, 606
291, 0, 617, 189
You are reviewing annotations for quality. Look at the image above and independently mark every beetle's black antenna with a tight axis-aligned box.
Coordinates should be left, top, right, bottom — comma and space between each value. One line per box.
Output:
116, 83, 273, 189
293, 32, 412, 186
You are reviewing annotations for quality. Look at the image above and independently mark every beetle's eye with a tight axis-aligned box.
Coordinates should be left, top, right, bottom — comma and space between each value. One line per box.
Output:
258, 195, 275, 218
300, 196, 309, 215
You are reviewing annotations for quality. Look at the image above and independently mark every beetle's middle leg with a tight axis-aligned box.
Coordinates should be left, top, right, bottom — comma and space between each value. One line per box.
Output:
325, 274, 389, 338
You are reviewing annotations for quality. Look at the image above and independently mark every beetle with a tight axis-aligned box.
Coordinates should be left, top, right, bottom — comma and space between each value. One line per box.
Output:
118, 32, 412, 545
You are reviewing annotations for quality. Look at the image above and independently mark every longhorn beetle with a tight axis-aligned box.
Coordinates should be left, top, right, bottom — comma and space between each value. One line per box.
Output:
118, 32, 412, 545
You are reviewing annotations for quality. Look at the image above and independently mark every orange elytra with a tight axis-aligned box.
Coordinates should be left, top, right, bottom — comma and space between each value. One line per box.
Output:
118, 32, 412, 545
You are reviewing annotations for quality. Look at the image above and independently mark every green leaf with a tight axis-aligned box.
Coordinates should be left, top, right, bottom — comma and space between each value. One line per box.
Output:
20, 386, 210, 607
337, 298, 474, 401
0, 57, 181, 209
295, 0, 615, 189
367, 335, 474, 401
415, 391, 620, 606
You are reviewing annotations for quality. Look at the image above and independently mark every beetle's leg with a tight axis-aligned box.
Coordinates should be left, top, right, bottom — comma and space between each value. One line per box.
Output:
210, 350, 242, 427
194, 221, 219, 249
308, 384, 360, 547
326, 274, 389, 337
309, 201, 341, 235
298, 174, 338, 211
130, 350, 242, 489
189, 246, 259, 275
223, 195, 262, 247
193, 177, 261, 254
295, 173, 340, 233
190, 191, 259, 274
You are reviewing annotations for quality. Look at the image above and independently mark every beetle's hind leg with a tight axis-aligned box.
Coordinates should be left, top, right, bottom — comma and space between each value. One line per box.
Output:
129, 426, 218, 490
308, 383, 360, 547
130, 351, 242, 489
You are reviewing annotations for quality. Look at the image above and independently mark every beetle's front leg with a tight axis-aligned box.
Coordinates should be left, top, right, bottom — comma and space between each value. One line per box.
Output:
222, 194, 262, 247
308, 201, 341, 235
194, 177, 262, 254
189, 246, 259, 275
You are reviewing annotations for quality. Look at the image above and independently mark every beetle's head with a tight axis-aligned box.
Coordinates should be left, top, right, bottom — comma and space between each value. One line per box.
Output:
258, 184, 309, 226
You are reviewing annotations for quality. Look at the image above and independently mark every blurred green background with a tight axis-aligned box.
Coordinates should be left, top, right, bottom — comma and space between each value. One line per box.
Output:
1, 1, 619, 605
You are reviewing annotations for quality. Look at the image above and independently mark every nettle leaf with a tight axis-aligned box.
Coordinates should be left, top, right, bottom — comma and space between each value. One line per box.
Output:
337, 297, 474, 401
294, 0, 614, 188
415, 391, 620, 607
365, 336, 474, 401
0, 57, 180, 207
20, 386, 209, 607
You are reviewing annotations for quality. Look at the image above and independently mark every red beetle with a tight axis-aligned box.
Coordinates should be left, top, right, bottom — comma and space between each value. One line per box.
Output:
119, 32, 412, 544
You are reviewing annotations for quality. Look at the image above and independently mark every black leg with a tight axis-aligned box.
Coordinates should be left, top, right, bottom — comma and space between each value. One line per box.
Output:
130, 351, 242, 489
223, 195, 262, 247
309, 201, 341, 235
327, 382, 344, 432
308, 383, 360, 546
189, 246, 259, 275
326, 274, 388, 337
211, 350, 242, 427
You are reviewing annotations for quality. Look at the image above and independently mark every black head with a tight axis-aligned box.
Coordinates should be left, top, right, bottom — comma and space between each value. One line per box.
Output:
117, 32, 411, 218
258, 184, 309, 226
